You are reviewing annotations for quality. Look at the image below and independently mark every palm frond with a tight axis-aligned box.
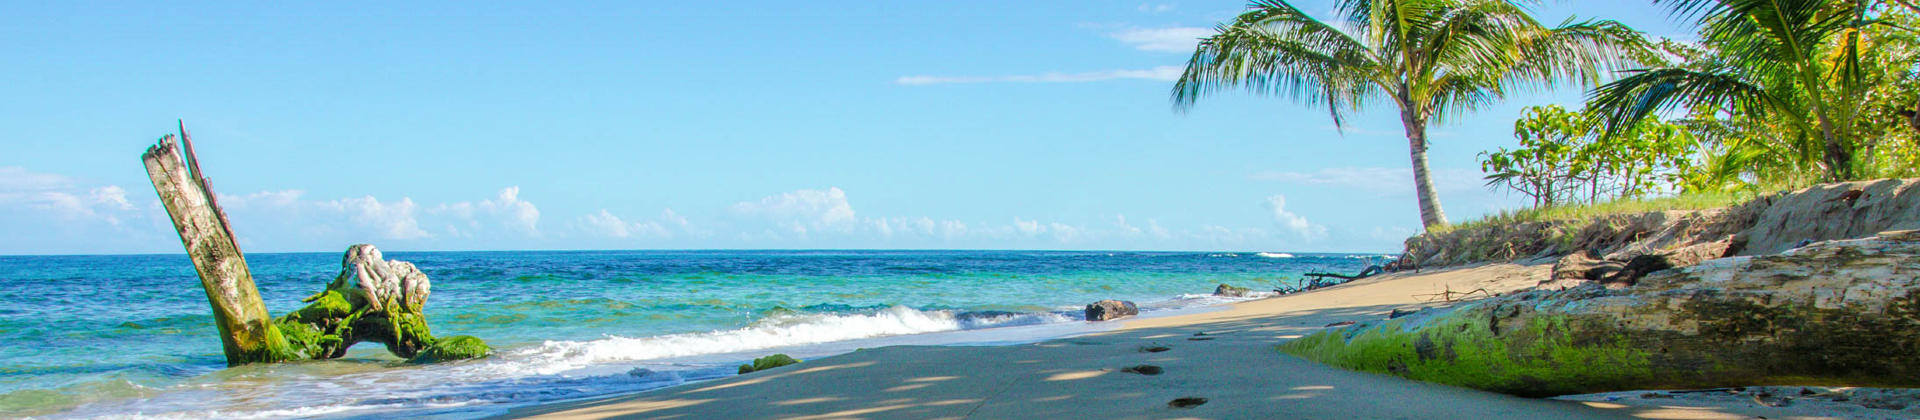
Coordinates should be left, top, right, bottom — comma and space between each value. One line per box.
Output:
1172, 0, 1387, 128
1586, 67, 1793, 138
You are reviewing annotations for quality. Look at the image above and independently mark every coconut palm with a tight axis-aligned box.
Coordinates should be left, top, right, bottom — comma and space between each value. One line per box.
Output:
1587, 0, 1895, 182
1173, 0, 1644, 228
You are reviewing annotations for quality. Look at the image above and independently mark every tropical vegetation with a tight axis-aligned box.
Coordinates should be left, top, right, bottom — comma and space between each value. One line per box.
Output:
1471, 0, 1920, 219
1480, 105, 1696, 207
1582, 0, 1920, 191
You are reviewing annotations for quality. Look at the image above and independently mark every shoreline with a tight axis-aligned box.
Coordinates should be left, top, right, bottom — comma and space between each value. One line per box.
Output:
490, 260, 1916, 420
490, 261, 1637, 419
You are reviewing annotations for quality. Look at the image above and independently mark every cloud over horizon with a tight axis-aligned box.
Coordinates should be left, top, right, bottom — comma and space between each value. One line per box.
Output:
2, 166, 1408, 254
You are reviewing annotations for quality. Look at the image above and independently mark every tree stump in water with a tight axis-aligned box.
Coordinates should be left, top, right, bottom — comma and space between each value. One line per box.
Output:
278, 244, 490, 363
142, 126, 487, 366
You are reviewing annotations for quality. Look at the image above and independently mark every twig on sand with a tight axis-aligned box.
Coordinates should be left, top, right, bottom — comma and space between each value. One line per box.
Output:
1415, 285, 1493, 303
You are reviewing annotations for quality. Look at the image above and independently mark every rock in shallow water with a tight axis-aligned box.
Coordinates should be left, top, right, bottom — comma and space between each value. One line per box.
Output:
408, 335, 492, 364
1282, 231, 1920, 397
1085, 300, 1138, 321
738, 354, 802, 374
1214, 283, 1253, 297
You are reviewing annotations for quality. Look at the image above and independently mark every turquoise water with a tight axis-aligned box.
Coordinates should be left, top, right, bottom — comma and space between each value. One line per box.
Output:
0, 250, 1379, 419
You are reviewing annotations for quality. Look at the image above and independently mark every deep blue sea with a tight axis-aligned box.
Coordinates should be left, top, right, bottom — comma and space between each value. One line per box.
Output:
0, 250, 1381, 419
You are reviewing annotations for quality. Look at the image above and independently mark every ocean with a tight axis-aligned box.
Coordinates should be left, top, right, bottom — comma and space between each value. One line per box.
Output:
0, 250, 1381, 419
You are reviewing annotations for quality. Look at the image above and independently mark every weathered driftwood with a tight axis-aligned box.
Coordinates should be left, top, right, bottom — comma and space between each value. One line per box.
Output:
277, 244, 490, 363
143, 128, 295, 366
143, 126, 488, 366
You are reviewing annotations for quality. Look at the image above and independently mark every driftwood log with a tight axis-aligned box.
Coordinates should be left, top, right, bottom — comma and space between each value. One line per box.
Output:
142, 125, 488, 366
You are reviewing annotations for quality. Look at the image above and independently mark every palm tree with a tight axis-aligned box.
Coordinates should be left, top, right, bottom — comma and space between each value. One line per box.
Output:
1173, 0, 1644, 228
1588, 0, 1892, 182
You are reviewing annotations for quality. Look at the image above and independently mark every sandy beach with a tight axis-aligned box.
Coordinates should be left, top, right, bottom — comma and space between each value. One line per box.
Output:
492, 260, 1891, 420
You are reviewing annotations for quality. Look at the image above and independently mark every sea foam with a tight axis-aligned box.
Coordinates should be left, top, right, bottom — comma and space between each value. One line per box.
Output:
497, 306, 1071, 375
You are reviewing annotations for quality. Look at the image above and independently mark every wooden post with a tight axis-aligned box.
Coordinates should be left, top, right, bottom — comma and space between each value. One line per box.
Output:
142, 124, 293, 366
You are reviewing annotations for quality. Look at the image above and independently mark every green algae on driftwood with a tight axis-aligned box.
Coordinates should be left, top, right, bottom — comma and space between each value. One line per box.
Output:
1280, 231, 1920, 397
142, 126, 488, 366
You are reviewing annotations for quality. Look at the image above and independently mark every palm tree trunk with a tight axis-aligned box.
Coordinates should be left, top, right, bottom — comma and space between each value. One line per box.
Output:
1820, 129, 1854, 181
1401, 109, 1449, 227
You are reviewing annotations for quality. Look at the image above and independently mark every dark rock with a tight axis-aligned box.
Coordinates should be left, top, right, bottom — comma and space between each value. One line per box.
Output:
1213, 283, 1253, 297
1599, 254, 1674, 287
1084, 300, 1138, 321
1121, 365, 1163, 375
1389, 308, 1419, 319
1139, 345, 1170, 353
1551, 251, 1624, 281
1168, 397, 1208, 408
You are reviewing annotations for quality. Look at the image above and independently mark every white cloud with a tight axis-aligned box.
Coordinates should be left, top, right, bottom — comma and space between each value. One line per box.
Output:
0, 167, 144, 224
1265, 194, 1327, 240
1049, 223, 1083, 243
579, 209, 669, 239
939, 220, 969, 240
484, 187, 541, 235
871, 216, 944, 240
1146, 218, 1172, 240
732, 187, 858, 235
1109, 27, 1211, 52
894, 66, 1183, 85
660, 208, 690, 228
320, 196, 430, 240
213, 187, 545, 244
1013, 217, 1046, 235
1136, 2, 1177, 13
1249, 167, 1483, 196
1114, 215, 1144, 235
425, 187, 543, 236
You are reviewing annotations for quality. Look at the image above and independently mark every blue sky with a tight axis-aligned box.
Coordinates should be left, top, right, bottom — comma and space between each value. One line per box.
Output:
0, 1, 1692, 255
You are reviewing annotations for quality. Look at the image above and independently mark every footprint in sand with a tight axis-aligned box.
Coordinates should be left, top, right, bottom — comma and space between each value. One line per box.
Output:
1121, 365, 1163, 375
1168, 397, 1209, 408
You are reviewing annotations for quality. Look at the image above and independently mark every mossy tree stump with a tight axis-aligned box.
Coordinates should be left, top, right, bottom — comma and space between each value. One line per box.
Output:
142, 126, 488, 366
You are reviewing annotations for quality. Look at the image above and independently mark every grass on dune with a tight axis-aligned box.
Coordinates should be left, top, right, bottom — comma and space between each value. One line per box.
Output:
1431, 191, 1763, 234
